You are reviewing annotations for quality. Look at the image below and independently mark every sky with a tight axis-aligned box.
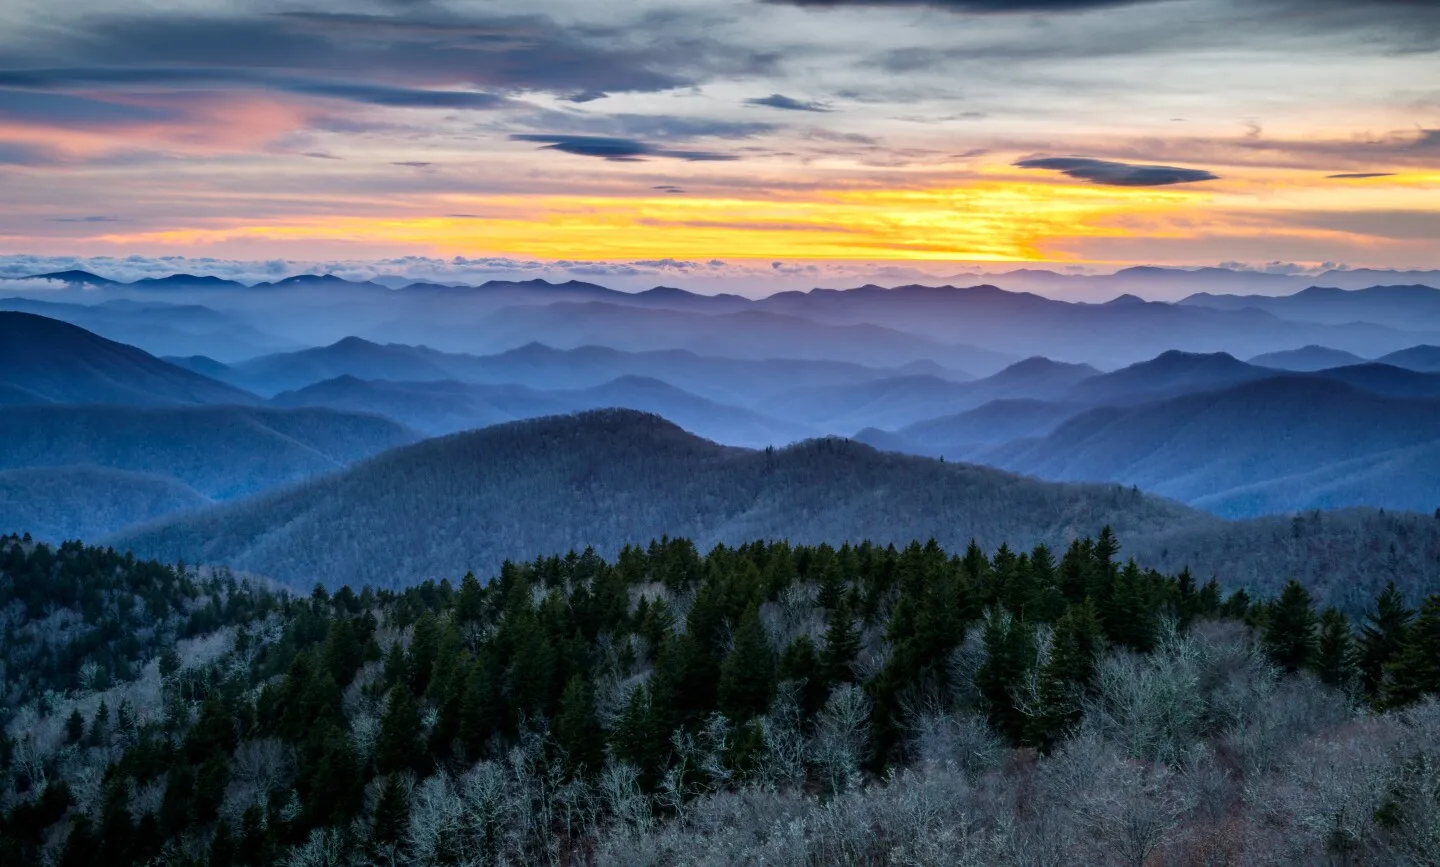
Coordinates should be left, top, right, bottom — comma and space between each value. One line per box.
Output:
1, 0, 1438, 292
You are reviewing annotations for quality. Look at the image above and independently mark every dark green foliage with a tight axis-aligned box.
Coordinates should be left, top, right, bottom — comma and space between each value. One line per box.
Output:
1314, 607, 1359, 692
555, 675, 605, 777
1, 530, 1405, 866
976, 609, 1036, 745
718, 606, 777, 722
1360, 581, 1414, 700
371, 775, 410, 849
1384, 594, 1440, 709
1028, 599, 1106, 749
1265, 580, 1318, 673
375, 687, 426, 777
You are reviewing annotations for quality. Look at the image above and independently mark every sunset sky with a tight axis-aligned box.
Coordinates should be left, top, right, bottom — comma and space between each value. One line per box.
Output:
1, 0, 1437, 289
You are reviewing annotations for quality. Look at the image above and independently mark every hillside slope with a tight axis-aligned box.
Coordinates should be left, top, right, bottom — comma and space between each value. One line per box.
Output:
993, 377, 1440, 516
111, 409, 1207, 587
0, 465, 210, 541
0, 312, 260, 405
0, 405, 421, 500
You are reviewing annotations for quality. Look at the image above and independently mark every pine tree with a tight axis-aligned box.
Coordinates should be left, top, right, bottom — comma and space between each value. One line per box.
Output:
1313, 607, 1360, 692
554, 675, 605, 777
407, 613, 441, 697
718, 606, 777, 721
375, 686, 426, 776
1107, 560, 1157, 652
820, 598, 862, 687
321, 617, 364, 688
66, 709, 84, 744
1359, 581, 1414, 700
371, 774, 410, 851
976, 608, 1035, 744
1264, 580, 1318, 673
1384, 594, 1440, 709
1028, 599, 1105, 749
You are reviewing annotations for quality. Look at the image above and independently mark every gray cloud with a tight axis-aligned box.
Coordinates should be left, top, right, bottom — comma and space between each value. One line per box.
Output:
746, 93, 832, 112
392, 161, 434, 167
0, 87, 182, 126
0, 8, 774, 109
764, 0, 1142, 10
1015, 156, 1219, 185
0, 68, 508, 111
510, 134, 739, 161
47, 216, 119, 223
1327, 172, 1396, 179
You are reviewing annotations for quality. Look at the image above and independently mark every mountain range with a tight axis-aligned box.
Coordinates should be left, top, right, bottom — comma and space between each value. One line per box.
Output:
21, 269, 1440, 370
108, 410, 1440, 610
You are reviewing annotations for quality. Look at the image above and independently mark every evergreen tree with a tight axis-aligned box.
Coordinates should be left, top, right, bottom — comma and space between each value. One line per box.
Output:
1314, 607, 1359, 692
554, 675, 605, 777
375, 686, 426, 776
371, 774, 410, 851
1264, 580, 1318, 673
66, 708, 85, 744
1107, 560, 1157, 652
1028, 599, 1105, 749
718, 606, 777, 721
1384, 594, 1440, 709
976, 608, 1035, 744
820, 598, 862, 686
778, 634, 827, 717
1359, 581, 1414, 700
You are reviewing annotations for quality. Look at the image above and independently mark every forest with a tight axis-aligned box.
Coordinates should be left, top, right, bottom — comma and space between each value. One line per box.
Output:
2, 530, 1439, 866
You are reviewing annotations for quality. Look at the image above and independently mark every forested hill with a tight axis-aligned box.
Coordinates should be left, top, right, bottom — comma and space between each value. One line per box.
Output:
2, 532, 1439, 865
108, 410, 1440, 610
109, 409, 1207, 589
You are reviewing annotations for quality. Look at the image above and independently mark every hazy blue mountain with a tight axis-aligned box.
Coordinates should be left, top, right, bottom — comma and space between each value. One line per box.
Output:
1068, 350, 1272, 406
754, 283, 1439, 366
0, 312, 261, 405
0, 404, 421, 500
1376, 345, 1440, 373
234, 337, 976, 404
1180, 284, 1440, 331
758, 374, 975, 430
1310, 363, 1440, 399
274, 373, 815, 447
990, 377, 1440, 517
162, 355, 234, 379
109, 409, 1208, 588
1249, 345, 1369, 371
0, 465, 210, 541
0, 296, 296, 361
759, 356, 1100, 433
227, 336, 457, 395
379, 301, 1016, 373
855, 398, 1085, 460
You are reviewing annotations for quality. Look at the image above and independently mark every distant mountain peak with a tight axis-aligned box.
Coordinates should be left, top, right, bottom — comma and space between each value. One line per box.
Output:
1105, 293, 1147, 306
27, 269, 118, 286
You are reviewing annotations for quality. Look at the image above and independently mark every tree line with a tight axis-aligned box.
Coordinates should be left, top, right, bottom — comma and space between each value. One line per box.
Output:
1, 530, 1438, 865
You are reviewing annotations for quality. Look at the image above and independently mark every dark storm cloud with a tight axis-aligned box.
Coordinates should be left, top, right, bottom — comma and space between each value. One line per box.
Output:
509, 134, 739, 161
0, 69, 508, 111
1015, 156, 1219, 186
746, 94, 832, 112
1327, 172, 1396, 179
